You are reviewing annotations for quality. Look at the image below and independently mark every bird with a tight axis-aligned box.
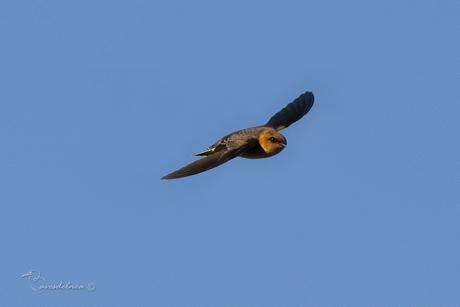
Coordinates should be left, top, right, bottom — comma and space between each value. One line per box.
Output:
162, 91, 314, 179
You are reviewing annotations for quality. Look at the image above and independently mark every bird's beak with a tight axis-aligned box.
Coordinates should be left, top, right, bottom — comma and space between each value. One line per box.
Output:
281, 138, 287, 146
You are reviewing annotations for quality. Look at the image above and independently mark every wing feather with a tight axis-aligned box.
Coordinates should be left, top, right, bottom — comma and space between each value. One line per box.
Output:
265, 91, 314, 131
162, 148, 240, 179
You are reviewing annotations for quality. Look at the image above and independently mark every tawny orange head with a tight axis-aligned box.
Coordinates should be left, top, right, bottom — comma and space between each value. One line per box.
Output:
258, 129, 287, 156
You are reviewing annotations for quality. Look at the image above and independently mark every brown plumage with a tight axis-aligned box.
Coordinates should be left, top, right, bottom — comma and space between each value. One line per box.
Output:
162, 91, 314, 179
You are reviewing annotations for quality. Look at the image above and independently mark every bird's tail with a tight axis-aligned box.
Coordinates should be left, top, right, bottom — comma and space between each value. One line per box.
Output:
193, 148, 214, 156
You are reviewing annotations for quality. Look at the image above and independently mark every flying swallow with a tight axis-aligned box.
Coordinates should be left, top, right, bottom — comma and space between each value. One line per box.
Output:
162, 91, 314, 179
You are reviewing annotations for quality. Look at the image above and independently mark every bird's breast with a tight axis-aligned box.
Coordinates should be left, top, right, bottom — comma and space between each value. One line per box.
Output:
239, 144, 282, 159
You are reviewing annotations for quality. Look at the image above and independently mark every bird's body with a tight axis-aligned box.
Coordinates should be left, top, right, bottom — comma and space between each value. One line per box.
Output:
162, 91, 314, 179
195, 127, 283, 159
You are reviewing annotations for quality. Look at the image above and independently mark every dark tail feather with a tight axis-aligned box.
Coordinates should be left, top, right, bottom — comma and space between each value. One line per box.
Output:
193, 148, 214, 156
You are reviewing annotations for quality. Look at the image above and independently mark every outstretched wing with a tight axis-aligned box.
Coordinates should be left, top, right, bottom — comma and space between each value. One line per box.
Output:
162, 128, 260, 180
265, 91, 314, 131
162, 147, 245, 180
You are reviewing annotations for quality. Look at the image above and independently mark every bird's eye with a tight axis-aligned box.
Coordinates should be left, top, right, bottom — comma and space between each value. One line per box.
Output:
269, 137, 277, 142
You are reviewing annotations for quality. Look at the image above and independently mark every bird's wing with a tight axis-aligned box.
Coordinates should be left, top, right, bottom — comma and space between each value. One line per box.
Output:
162, 142, 253, 180
265, 91, 314, 131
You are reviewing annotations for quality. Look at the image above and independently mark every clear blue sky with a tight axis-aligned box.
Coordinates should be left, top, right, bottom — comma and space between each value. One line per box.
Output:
1, 0, 458, 306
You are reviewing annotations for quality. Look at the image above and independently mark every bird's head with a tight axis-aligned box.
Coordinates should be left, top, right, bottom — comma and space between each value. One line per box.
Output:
259, 129, 287, 156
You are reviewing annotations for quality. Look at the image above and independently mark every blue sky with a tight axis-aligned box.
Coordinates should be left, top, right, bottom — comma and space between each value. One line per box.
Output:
0, 0, 458, 306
